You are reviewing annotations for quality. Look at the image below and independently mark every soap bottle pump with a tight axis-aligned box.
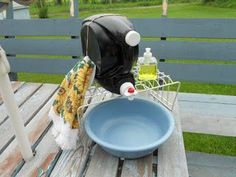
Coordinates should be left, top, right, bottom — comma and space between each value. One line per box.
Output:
138, 48, 158, 80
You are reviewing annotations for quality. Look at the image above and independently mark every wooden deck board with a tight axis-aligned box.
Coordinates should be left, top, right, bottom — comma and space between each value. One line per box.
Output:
187, 152, 236, 177
0, 84, 58, 154
50, 89, 113, 177
0, 81, 24, 105
121, 155, 153, 177
179, 92, 236, 105
19, 87, 100, 177
0, 82, 41, 124
180, 99, 236, 118
179, 93, 236, 136
15, 126, 60, 177
0, 88, 58, 176
181, 114, 236, 136
0, 82, 235, 177
158, 101, 189, 177
49, 132, 92, 177
85, 146, 119, 177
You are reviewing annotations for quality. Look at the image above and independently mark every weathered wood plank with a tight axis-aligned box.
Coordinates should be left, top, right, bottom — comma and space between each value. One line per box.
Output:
49, 135, 93, 175
179, 98, 236, 119
0, 90, 57, 176
6, 40, 236, 61
140, 41, 236, 61
179, 93, 236, 136
0, 19, 82, 36
15, 126, 60, 177
159, 63, 236, 84
2, 18, 236, 38
181, 113, 236, 137
8, 57, 78, 74
121, 155, 153, 177
0, 81, 24, 104
0, 82, 41, 124
15, 87, 99, 177
1, 38, 81, 56
132, 18, 236, 38
8, 58, 236, 84
0, 83, 58, 154
187, 152, 236, 177
85, 145, 119, 177
158, 99, 189, 177
50, 147, 90, 177
179, 93, 236, 105
50, 89, 113, 177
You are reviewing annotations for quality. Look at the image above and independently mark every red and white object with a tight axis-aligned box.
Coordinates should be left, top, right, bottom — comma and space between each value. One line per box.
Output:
0, 47, 33, 160
120, 82, 137, 100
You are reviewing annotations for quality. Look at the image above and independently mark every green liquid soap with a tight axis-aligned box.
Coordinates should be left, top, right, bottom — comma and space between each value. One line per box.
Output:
138, 64, 157, 80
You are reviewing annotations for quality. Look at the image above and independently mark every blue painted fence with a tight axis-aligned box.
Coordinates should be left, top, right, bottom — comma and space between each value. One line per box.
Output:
0, 18, 236, 84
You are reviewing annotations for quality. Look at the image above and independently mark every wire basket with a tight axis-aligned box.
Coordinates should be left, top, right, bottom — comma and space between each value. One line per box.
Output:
78, 68, 180, 116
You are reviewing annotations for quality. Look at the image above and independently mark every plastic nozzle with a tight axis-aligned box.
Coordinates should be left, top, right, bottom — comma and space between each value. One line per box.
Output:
120, 82, 137, 97
128, 87, 135, 93
145, 48, 151, 52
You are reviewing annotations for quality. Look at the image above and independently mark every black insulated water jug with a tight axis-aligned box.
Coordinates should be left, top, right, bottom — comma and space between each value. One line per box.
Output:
81, 14, 140, 94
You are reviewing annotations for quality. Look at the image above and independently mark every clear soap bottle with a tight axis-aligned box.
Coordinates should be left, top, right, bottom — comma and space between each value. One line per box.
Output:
138, 48, 158, 80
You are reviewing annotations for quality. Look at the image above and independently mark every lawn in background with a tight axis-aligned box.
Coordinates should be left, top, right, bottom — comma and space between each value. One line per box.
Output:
80, 3, 236, 18
184, 133, 236, 156
30, 3, 236, 18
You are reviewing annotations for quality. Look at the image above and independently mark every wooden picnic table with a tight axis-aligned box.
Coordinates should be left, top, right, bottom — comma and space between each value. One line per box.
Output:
0, 82, 189, 177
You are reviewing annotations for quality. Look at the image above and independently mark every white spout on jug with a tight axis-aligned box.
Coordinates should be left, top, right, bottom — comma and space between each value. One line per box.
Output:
120, 82, 137, 100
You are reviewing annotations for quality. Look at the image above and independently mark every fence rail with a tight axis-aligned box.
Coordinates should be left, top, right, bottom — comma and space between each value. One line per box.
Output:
1, 18, 236, 84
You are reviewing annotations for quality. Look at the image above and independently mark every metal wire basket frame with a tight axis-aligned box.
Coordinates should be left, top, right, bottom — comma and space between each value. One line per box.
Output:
78, 69, 181, 116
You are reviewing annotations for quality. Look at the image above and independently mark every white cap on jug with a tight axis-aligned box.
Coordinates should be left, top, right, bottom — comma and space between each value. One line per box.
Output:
125, 31, 141, 47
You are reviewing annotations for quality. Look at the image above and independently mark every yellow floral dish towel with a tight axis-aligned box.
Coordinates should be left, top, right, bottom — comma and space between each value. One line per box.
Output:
49, 56, 95, 150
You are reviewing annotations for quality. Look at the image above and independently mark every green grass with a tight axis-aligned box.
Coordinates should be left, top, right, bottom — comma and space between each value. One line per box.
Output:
29, 1, 163, 18
202, 0, 236, 8
180, 81, 236, 96
184, 133, 236, 156
79, 3, 236, 18
18, 3, 236, 157
167, 3, 236, 18
18, 73, 65, 84
30, 3, 236, 18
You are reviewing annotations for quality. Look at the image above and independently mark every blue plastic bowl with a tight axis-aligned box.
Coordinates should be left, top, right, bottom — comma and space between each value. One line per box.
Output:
84, 97, 174, 159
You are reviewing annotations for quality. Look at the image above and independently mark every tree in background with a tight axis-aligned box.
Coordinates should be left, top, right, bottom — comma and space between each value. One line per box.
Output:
36, 0, 48, 18
55, 0, 63, 5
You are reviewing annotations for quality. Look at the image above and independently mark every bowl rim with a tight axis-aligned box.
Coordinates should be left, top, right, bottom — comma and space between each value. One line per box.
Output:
84, 97, 175, 152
